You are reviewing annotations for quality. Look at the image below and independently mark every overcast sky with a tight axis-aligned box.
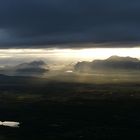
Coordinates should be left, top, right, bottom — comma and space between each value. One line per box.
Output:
0, 0, 140, 48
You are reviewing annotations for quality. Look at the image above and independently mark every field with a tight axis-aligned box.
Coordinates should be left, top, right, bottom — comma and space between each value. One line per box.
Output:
0, 73, 140, 139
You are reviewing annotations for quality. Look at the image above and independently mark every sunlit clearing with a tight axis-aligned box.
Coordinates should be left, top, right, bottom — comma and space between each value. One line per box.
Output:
75, 48, 140, 60
48, 48, 140, 61
0, 47, 140, 62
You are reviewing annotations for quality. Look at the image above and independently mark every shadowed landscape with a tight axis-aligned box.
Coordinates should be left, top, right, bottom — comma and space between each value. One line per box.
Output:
0, 70, 140, 139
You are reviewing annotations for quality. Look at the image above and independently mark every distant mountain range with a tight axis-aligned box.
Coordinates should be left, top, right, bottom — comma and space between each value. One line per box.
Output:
74, 56, 140, 72
0, 60, 49, 76
15, 60, 49, 74
15, 60, 46, 69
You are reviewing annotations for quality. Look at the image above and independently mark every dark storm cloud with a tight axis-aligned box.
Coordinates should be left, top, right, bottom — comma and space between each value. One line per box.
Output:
0, 0, 140, 48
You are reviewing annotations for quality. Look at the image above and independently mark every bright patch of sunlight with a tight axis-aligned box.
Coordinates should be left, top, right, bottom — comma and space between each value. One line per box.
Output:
0, 121, 20, 128
0, 47, 139, 61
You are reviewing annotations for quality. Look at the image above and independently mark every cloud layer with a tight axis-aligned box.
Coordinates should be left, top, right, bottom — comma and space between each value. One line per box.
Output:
0, 0, 140, 48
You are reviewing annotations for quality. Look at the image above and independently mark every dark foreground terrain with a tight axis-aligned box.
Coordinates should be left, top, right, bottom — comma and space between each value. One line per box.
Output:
0, 74, 140, 139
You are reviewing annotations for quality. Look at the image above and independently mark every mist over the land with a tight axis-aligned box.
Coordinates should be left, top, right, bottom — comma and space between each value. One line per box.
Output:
0, 55, 140, 79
